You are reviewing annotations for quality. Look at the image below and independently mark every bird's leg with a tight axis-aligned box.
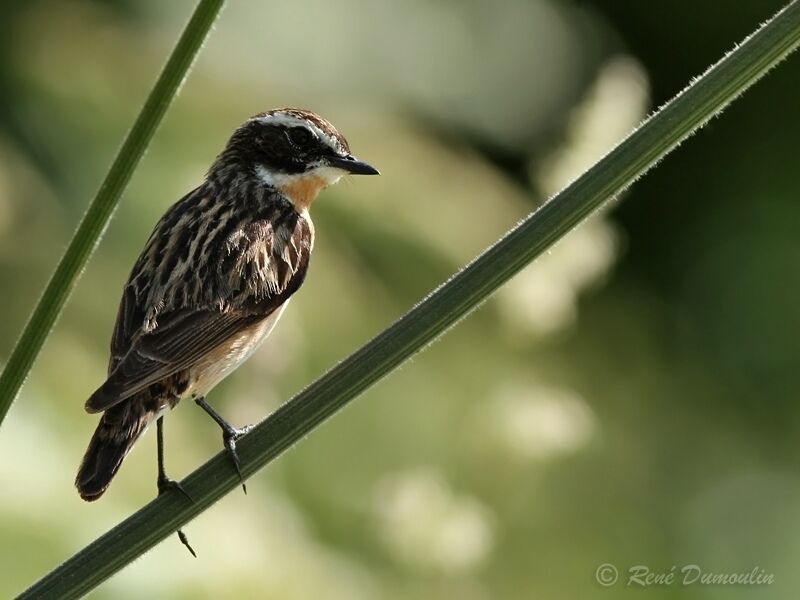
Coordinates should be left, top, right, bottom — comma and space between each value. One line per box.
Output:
156, 417, 193, 500
194, 396, 253, 494
156, 417, 197, 558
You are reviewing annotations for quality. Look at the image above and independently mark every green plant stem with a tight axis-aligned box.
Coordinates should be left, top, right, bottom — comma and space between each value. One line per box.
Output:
0, 0, 226, 426
19, 1, 800, 598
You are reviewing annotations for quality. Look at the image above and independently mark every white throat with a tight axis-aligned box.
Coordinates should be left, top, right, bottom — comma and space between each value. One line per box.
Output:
255, 165, 345, 188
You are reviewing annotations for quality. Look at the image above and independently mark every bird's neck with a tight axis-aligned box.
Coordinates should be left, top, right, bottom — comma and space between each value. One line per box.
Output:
253, 165, 344, 214
206, 156, 342, 215
252, 166, 326, 214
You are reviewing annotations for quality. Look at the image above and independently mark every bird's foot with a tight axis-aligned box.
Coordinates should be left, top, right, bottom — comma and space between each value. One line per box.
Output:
157, 475, 194, 504
222, 424, 254, 494
177, 530, 197, 558
157, 476, 196, 557
193, 395, 254, 494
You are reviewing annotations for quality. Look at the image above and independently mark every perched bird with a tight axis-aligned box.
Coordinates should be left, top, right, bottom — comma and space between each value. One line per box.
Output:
75, 109, 378, 549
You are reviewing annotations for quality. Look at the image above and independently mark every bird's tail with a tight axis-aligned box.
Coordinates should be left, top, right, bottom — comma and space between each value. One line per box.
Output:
75, 399, 154, 501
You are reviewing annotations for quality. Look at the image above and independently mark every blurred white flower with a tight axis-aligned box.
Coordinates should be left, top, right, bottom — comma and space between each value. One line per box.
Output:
490, 383, 596, 461
535, 55, 650, 194
373, 468, 494, 573
109, 490, 378, 600
497, 56, 649, 338
498, 219, 617, 336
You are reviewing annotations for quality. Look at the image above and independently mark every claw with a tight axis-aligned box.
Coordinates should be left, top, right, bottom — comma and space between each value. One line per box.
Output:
178, 530, 197, 558
158, 476, 194, 503
195, 396, 254, 494
223, 425, 253, 494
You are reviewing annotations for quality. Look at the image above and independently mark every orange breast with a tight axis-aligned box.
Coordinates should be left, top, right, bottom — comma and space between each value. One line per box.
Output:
278, 175, 327, 212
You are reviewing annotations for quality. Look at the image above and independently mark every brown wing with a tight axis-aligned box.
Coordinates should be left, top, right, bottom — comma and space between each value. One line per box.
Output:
86, 189, 313, 413
86, 309, 264, 412
106, 186, 203, 374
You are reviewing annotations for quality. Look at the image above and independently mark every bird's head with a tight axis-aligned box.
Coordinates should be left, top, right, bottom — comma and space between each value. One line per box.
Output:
213, 108, 379, 212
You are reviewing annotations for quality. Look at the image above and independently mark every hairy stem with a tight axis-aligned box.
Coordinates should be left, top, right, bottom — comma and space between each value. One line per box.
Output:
0, 0, 227, 425
18, 1, 800, 598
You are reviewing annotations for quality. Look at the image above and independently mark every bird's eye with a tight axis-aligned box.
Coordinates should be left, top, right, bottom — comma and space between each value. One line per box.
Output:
288, 127, 312, 147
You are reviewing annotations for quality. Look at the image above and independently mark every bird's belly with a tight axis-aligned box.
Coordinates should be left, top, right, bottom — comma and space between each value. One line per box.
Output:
186, 302, 288, 398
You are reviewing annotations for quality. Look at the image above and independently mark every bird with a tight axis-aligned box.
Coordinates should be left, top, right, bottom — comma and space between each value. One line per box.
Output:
75, 108, 378, 553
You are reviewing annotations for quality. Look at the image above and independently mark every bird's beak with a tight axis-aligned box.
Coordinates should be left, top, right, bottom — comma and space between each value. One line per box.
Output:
327, 154, 380, 175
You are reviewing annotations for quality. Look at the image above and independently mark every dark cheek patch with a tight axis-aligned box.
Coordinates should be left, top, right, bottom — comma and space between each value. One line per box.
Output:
237, 121, 340, 175
258, 134, 307, 174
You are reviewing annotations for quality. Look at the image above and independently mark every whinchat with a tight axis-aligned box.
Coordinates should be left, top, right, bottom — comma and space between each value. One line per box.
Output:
76, 109, 378, 538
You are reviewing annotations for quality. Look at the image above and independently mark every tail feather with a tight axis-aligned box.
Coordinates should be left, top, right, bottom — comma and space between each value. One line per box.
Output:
76, 400, 153, 501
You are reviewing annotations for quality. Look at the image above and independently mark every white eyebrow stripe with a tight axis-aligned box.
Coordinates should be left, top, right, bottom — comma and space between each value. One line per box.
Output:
250, 113, 342, 153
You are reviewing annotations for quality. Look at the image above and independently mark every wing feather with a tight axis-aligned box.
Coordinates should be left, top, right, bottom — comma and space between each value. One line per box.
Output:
86, 310, 263, 412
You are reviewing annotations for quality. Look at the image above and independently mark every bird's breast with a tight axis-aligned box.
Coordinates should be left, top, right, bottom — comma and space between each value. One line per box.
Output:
185, 302, 289, 397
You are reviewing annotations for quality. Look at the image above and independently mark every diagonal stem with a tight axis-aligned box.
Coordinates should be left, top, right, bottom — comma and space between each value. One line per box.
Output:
17, 1, 800, 598
0, 0, 227, 426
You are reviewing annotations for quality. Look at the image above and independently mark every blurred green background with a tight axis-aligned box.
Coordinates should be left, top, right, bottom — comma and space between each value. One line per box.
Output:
1, 1, 799, 598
